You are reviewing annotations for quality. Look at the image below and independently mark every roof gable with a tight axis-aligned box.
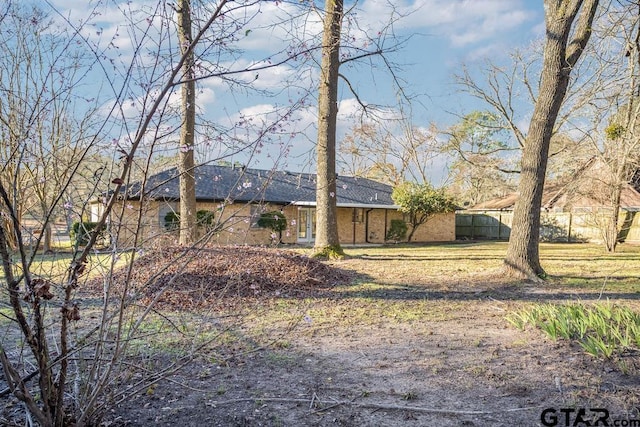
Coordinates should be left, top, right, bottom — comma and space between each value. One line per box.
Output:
468, 160, 640, 212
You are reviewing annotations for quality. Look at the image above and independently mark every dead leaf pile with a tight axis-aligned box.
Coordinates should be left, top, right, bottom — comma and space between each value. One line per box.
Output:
82, 246, 354, 310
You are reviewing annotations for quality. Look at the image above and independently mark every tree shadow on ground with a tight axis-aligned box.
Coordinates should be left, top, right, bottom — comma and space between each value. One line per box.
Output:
327, 285, 640, 303
353, 255, 507, 261
322, 269, 640, 304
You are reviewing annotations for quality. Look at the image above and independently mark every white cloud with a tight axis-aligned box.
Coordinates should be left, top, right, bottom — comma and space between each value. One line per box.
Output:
462, 41, 510, 63
531, 20, 546, 39
229, 2, 323, 52
42, 0, 544, 182
196, 87, 217, 111
99, 81, 213, 124
206, 60, 307, 91
337, 98, 364, 119
358, 0, 537, 48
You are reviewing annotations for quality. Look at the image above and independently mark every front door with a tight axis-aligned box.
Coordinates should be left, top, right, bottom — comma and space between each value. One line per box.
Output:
297, 208, 316, 244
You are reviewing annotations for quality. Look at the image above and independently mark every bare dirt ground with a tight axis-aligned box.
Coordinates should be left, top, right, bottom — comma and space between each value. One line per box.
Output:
3, 243, 640, 426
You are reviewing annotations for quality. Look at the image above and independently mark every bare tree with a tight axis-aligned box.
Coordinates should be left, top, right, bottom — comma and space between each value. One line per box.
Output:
314, 0, 344, 257
452, 2, 640, 254
442, 111, 518, 206
313, 1, 411, 256
0, 5, 100, 253
504, 0, 600, 281
0, 1, 320, 425
577, 2, 640, 252
177, 0, 198, 245
452, 38, 602, 187
0, 4, 120, 424
338, 120, 441, 186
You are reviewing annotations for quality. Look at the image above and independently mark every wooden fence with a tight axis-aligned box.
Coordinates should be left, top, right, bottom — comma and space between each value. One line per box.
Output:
456, 210, 640, 243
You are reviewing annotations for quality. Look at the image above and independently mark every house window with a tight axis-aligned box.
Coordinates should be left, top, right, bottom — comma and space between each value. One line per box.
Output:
352, 208, 364, 223
158, 203, 179, 231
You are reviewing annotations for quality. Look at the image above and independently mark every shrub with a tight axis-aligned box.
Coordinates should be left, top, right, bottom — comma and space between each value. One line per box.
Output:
164, 210, 215, 231
256, 211, 287, 233
70, 221, 104, 246
539, 216, 565, 242
391, 182, 456, 242
164, 211, 180, 231
196, 210, 215, 229
386, 219, 407, 242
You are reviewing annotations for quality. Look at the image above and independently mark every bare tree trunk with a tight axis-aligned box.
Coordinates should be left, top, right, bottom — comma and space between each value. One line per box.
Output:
43, 223, 52, 253
40, 200, 52, 252
504, 0, 599, 281
178, 0, 197, 246
605, 187, 621, 252
314, 0, 343, 256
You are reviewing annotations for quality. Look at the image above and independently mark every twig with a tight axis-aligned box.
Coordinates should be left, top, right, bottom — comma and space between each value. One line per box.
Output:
309, 392, 317, 410
204, 396, 543, 416
311, 392, 350, 414
597, 274, 610, 300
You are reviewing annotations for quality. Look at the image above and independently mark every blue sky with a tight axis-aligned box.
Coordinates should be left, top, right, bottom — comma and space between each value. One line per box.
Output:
343, 0, 543, 120
398, 1, 543, 122
48, 0, 546, 183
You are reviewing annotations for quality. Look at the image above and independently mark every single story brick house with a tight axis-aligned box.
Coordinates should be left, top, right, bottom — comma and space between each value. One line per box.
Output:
93, 164, 455, 247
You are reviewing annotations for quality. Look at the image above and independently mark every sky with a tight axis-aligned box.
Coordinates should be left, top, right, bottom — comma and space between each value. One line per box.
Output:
46, 0, 546, 184
392, 1, 544, 119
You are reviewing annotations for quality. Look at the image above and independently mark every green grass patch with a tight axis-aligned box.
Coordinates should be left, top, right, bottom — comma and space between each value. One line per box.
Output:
106, 310, 242, 359
0, 251, 133, 283
0, 307, 15, 326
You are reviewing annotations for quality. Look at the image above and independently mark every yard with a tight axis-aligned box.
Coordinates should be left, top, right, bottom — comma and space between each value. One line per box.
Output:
2, 242, 640, 426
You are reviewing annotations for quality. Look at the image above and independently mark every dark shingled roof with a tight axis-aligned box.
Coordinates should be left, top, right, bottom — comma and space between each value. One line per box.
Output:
123, 164, 397, 207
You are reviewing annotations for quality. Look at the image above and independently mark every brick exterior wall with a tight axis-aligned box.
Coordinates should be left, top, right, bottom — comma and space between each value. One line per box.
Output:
102, 200, 455, 248
383, 210, 455, 243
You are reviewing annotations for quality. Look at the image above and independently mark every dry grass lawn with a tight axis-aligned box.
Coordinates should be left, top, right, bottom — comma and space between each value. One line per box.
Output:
2, 242, 640, 426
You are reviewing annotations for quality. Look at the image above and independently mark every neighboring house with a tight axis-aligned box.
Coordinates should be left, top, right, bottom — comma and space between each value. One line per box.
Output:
456, 165, 640, 243
94, 164, 455, 247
